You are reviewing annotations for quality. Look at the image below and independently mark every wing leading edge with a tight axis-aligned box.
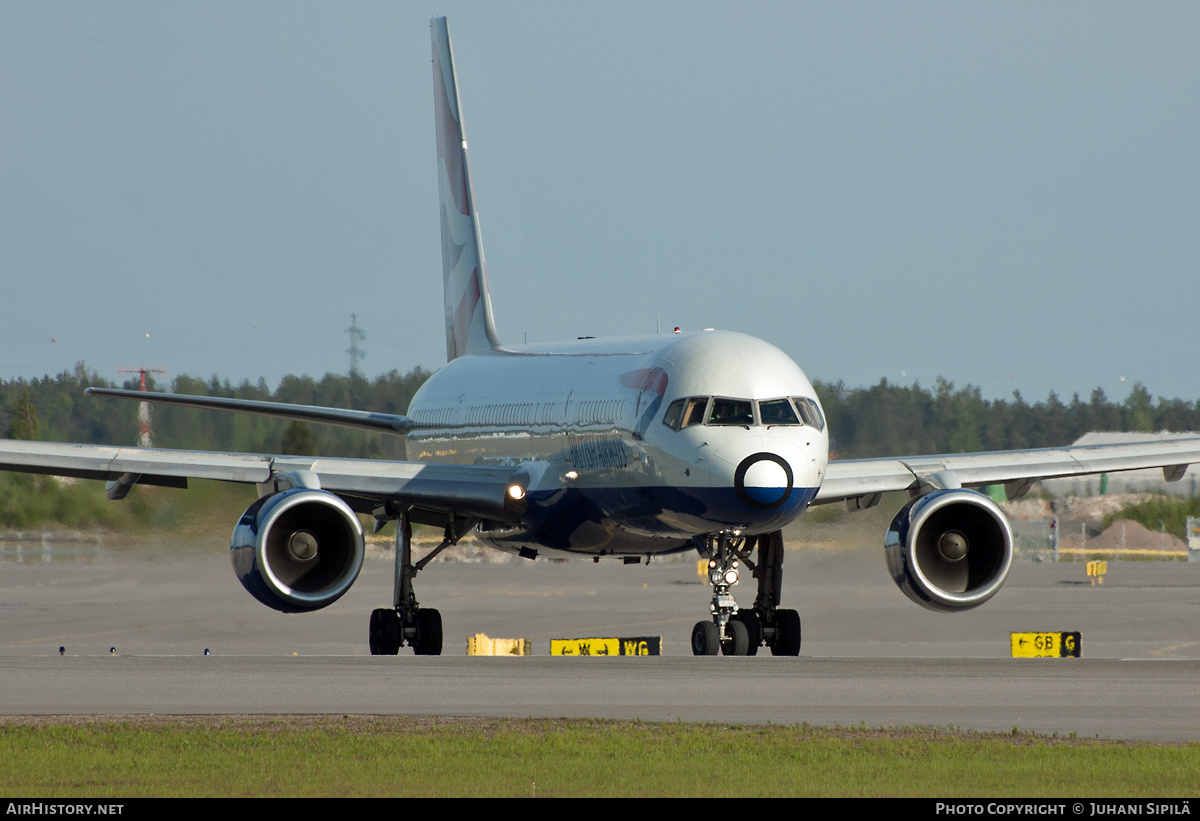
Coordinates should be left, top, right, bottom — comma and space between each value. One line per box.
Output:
0, 439, 525, 523
84, 387, 413, 434
816, 436, 1200, 508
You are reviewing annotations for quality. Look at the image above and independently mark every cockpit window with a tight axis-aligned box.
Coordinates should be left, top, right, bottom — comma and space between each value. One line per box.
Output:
759, 398, 801, 426
665, 396, 815, 431
792, 396, 826, 431
662, 399, 684, 430
682, 397, 708, 428
708, 398, 754, 426
662, 397, 710, 431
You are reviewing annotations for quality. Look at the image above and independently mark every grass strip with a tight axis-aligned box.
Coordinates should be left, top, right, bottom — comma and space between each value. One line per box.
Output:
1, 716, 1196, 798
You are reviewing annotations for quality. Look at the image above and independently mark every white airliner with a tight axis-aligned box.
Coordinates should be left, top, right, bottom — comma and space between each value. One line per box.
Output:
3, 18, 1199, 657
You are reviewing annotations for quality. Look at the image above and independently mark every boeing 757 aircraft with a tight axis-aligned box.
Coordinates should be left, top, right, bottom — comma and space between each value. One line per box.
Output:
3, 18, 1199, 656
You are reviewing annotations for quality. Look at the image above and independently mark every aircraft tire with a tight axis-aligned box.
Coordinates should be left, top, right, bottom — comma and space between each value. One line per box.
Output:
721, 618, 750, 656
369, 608, 401, 656
770, 608, 801, 656
691, 621, 719, 656
732, 610, 761, 656
414, 608, 443, 656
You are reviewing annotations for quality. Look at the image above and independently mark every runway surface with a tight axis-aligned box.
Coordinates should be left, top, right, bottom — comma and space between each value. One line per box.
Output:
3, 537, 1199, 740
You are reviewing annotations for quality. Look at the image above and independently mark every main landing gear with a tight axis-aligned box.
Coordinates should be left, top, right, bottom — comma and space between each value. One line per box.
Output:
691, 530, 801, 657
368, 509, 466, 656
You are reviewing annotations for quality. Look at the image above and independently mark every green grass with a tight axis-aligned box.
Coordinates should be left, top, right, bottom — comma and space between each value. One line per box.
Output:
1105, 494, 1200, 543
0, 476, 258, 539
0, 476, 424, 549
1, 717, 1196, 797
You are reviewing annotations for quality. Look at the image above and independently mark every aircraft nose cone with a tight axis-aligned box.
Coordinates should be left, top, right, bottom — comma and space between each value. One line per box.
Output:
734, 452, 793, 509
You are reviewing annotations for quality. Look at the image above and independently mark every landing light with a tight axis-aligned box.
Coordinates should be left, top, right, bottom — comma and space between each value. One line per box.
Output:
723, 569, 739, 585
507, 484, 526, 501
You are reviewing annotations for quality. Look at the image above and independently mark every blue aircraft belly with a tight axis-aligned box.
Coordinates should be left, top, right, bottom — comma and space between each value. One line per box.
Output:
477, 483, 817, 555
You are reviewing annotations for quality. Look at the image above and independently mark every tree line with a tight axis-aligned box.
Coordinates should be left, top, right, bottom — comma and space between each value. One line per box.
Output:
816, 377, 1199, 459
2, 363, 1198, 460
0, 363, 429, 460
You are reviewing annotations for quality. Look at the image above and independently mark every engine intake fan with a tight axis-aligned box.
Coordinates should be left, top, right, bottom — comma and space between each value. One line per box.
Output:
231, 488, 365, 613
884, 488, 1013, 612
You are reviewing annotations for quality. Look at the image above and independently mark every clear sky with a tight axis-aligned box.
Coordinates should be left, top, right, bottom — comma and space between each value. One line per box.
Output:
3, 2, 1197, 403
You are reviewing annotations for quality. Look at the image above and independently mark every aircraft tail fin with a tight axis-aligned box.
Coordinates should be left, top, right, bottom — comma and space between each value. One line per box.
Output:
432, 17, 501, 361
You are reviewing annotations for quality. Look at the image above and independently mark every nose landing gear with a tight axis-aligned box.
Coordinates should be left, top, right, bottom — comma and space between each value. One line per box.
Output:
691, 529, 801, 656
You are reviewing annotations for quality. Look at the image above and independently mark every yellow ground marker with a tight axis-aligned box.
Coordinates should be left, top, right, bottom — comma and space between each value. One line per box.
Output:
551, 636, 662, 656
466, 633, 531, 656
1011, 631, 1081, 658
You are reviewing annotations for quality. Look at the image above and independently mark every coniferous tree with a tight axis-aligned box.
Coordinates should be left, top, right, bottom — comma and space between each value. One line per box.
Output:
6, 385, 39, 440
281, 421, 318, 456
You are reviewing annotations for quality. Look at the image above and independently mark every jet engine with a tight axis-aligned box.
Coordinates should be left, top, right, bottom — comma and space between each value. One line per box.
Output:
884, 489, 1013, 612
230, 488, 365, 613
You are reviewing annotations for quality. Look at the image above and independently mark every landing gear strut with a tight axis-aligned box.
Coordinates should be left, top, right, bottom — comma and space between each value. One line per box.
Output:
691, 530, 801, 656
367, 509, 464, 656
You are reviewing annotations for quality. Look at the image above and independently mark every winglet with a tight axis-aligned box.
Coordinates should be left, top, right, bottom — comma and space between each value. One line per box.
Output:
432, 17, 501, 361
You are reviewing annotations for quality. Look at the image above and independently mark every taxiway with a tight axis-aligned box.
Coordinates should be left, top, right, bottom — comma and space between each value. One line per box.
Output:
2, 539, 1198, 740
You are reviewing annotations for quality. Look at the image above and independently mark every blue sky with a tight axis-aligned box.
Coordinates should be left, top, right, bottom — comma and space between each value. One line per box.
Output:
3, 2, 1197, 403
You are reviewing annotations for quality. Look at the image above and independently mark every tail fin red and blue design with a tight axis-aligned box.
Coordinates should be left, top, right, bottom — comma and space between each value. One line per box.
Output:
432, 17, 501, 361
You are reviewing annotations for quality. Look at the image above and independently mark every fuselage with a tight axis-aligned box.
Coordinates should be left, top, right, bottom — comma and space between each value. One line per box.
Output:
405, 330, 829, 557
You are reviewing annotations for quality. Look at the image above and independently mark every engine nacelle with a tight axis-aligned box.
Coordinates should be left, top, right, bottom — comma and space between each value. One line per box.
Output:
231, 488, 365, 613
884, 488, 1013, 612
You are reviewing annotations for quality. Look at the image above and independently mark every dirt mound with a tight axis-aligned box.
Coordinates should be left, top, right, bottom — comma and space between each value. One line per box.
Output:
1063, 518, 1186, 554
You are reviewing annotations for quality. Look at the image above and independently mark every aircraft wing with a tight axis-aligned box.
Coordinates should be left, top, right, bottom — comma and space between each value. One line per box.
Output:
815, 435, 1200, 508
83, 388, 413, 434
0, 439, 526, 523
